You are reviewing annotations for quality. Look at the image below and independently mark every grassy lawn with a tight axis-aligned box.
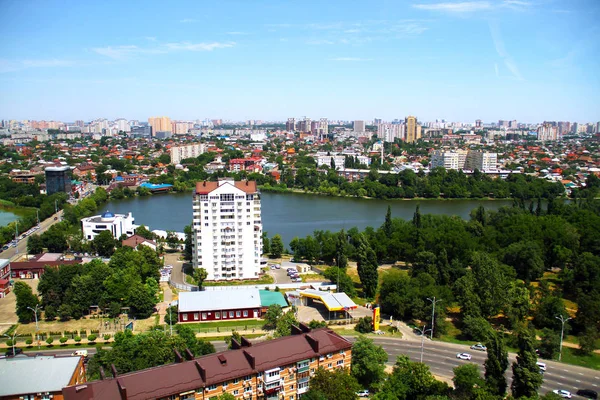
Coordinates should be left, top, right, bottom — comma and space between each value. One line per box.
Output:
301, 273, 324, 282
560, 347, 600, 370
185, 272, 274, 287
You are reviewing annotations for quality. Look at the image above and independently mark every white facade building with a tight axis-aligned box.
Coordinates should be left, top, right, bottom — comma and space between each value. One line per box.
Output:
430, 149, 468, 170
465, 151, 498, 171
192, 178, 262, 281
81, 211, 137, 241
170, 143, 206, 165
377, 123, 404, 142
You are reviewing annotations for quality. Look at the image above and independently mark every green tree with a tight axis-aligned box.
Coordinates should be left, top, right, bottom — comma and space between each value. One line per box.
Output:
356, 234, 379, 299
484, 330, 509, 396
322, 267, 357, 297
166, 230, 179, 249
336, 229, 348, 270
93, 230, 116, 257
193, 268, 208, 290
263, 304, 283, 330
135, 225, 155, 240
503, 241, 545, 282
14, 281, 39, 323
383, 205, 393, 237
270, 234, 284, 258
578, 327, 599, 355
225, 331, 242, 349
305, 367, 360, 400
26, 234, 44, 254
354, 317, 374, 334
453, 364, 484, 399
511, 327, 543, 398
275, 310, 299, 337
164, 305, 178, 326
44, 305, 57, 321
538, 328, 560, 360
183, 225, 193, 261
58, 304, 72, 321
262, 232, 270, 255
215, 394, 236, 400
351, 335, 388, 391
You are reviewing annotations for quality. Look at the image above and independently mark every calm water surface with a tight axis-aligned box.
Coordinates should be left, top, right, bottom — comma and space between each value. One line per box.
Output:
0, 210, 19, 227
104, 192, 512, 247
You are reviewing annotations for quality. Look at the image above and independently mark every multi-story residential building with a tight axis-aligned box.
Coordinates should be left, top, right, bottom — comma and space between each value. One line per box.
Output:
475, 119, 483, 129
318, 118, 328, 136
465, 151, 498, 171
115, 118, 131, 132
430, 149, 468, 170
148, 116, 172, 134
81, 211, 137, 241
0, 259, 10, 298
192, 178, 262, 281
377, 123, 404, 142
286, 118, 296, 132
316, 154, 346, 170
170, 143, 206, 165
405, 116, 422, 143
537, 123, 559, 141
45, 166, 72, 195
353, 120, 366, 133
63, 326, 352, 400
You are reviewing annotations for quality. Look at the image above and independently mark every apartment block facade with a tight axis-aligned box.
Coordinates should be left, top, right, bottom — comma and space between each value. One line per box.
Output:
192, 178, 262, 281
431, 149, 497, 172
63, 327, 353, 400
171, 143, 206, 165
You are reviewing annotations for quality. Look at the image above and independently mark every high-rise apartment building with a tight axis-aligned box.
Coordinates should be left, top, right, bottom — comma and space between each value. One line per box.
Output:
286, 118, 296, 132
537, 123, 559, 141
192, 178, 262, 281
465, 151, 498, 171
509, 120, 518, 129
377, 123, 404, 142
148, 116, 172, 135
405, 116, 422, 143
430, 149, 468, 170
45, 166, 72, 195
170, 143, 206, 165
353, 120, 366, 132
318, 118, 328, 136
475, 119, 483, 129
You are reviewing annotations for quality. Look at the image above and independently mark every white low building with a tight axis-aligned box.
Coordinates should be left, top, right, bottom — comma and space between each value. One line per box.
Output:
81, 211, 137, 240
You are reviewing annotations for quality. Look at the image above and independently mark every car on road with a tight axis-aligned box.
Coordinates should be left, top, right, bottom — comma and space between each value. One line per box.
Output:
292, 277, 302, 282
5, 348, 23, 357
553, 389, 572, 398
274, 265, 281, 269
456, 352, 472, 360
470, 343, 487, 351
576, 389, 598, 399
536, 361, 547, 373
2, 245, 8, 251
356, 389, 369, 398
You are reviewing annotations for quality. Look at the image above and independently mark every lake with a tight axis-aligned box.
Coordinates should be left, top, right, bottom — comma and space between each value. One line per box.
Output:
0, 210, 19, 227
104, 192, 513, 247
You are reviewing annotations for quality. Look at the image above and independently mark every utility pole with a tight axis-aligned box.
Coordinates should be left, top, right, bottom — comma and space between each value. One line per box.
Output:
427, 297, 442, 340
169, 306, 173, 336
36, 209, 40, 226
414, 325, 431, 362
27, 305, 42, 349
14, 221, 18, 256
555, 315, 572, 362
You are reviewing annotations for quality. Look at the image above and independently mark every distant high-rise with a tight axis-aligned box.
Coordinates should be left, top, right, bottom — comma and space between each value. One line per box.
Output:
148, 116, 172, 135
318, 118, 328, 136
537, 123, 558, 141
405, 116, 422, 143
353, 120, 366, 132
286, 118, 296, 132
475, 119, 482, 129
509, 120, 518, 129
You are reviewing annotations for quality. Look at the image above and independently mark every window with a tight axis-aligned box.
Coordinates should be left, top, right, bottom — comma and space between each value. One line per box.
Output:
243, 310, 248, 317
194, 313, 199, 321
215, 312, 221, 319
245, 386, 253, 393
337, 360, 344, 366
289, 385, 294, 390
233, 390, 239, 395
229, 311, 234, 318
202, 313, 207, 320
234, 378, 240, 384
223, 312, 227, 319
207, 384, 217, 390
236, 310, 241, 317
244, 375, 252, 382
205, 223, 209, 226
182, 314, 188, 321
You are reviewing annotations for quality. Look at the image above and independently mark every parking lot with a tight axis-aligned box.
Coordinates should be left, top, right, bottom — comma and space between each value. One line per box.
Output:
268, 264, 298, 284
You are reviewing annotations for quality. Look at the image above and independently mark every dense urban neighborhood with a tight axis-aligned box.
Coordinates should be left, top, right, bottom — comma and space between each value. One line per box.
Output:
0, 117, 599, 400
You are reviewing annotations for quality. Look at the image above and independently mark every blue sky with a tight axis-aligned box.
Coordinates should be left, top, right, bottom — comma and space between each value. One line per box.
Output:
1, 0, 599, 123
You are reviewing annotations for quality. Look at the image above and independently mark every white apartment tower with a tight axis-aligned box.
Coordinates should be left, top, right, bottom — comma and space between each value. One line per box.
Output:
170, 143, 206, 165
192, 178, 263, 281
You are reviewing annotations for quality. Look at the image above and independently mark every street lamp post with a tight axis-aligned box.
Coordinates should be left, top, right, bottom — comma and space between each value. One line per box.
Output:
168, 306, 173, 336
36, 209, 40, 226
555, 315, 572, 362
426, 297, 442, 340
3, 331, 18, 356
14, 221, 18, 256
414, 325, 431, 362
27, 305, 41, 349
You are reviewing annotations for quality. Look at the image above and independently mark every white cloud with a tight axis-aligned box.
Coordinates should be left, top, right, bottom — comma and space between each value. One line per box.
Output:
92, 41, 235, 60
164, 41, 235, 51
0, 58, 74, 73
412, 1, 493, 12
489, 21, 524, 80
329, 57, 371, 61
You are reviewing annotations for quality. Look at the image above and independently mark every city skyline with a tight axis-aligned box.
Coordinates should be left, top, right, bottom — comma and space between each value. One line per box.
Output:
1, 0, 599, 122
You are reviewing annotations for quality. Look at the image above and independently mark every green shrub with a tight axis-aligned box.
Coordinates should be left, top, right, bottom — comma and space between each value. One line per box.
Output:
74, 336, 81, 343
5, 339, 14, 347
354, 317, 374, 334
87, 334, 97, 342
25, 339, 33, 345
59, 337, 68, 345
45, 337, 54, 345
103, 334, 111, 341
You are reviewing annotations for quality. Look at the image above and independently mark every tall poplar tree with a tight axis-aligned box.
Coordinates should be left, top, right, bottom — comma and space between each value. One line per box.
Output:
511, 327, 543, 398
356, 234, 379, 299
484, 330, 509, 396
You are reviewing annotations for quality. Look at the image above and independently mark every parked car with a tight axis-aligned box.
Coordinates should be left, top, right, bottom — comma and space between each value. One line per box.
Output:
456, 353, 472, 360
552, 389, 572, 398
356, 389, 370, 398
576, 389, 598, 399
5, 348, 23, 357
470, 343, 487, 351
2, 245, 8, 251
274, 265, 281, 269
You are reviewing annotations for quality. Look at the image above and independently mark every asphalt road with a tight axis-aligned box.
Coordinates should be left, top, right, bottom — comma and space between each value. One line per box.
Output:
0, 210, 63, 261
361, 337, 600, 398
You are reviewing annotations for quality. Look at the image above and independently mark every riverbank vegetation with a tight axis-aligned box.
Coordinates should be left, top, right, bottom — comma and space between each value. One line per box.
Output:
284, 179, 600, 361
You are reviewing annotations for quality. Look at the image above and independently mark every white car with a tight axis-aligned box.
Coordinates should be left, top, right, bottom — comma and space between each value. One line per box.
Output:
553, 389, 572, 398
456, 352, 472, 360
470, 343, 487, 351
356, 389, 369, 398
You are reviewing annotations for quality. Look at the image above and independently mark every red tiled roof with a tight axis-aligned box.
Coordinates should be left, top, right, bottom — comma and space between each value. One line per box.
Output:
194, 181, 257, 195
63, 328, 352, 400
122, 235, 156, 248
10, 260, 81, 271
